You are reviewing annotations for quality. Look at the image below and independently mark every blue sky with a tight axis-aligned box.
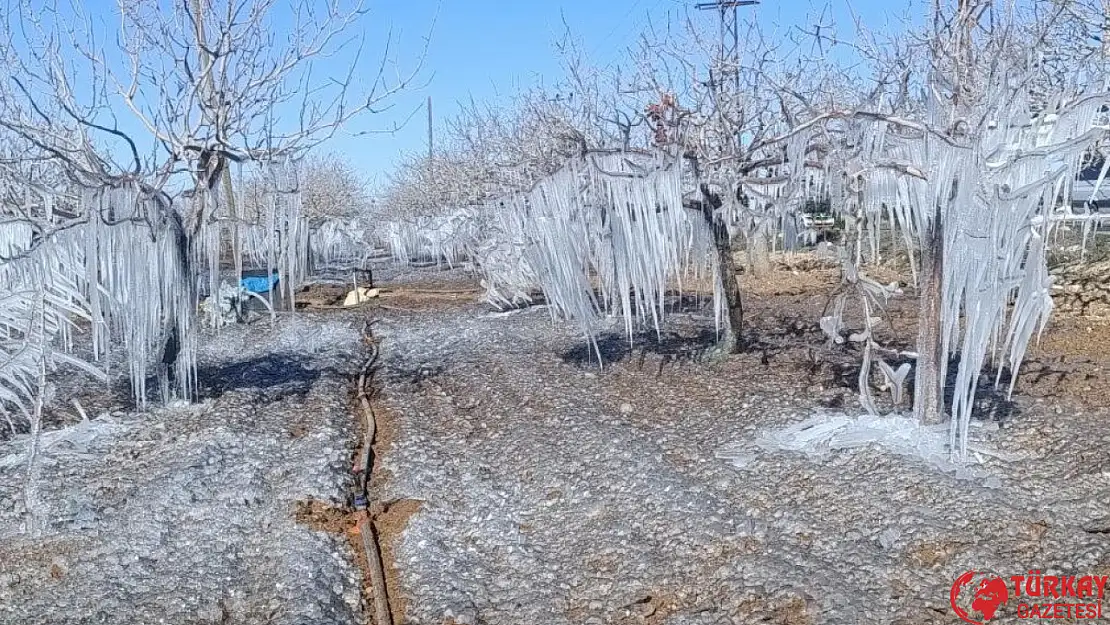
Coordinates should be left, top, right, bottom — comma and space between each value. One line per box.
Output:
340, 0, 924, 186
8, 0, 921, 186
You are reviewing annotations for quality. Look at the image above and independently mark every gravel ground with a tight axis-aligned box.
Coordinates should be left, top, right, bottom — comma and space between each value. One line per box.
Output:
371, 267, 1110, 625
0, 313, 368, 625
2, 258, 1107, 625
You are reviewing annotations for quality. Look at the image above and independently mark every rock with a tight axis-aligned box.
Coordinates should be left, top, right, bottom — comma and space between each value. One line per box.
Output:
444, 604, 478, 625
342, 287, 380, 307
879, 528, 900, 550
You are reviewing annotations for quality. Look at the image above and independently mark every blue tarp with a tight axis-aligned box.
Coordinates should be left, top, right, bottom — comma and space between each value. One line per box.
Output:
240, 273, 280, 293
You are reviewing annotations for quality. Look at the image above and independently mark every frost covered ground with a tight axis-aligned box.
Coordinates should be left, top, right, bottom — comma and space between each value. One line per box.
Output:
371, 263, 1110, 625
0, 314, 368, 625
1, 259, 1108, 625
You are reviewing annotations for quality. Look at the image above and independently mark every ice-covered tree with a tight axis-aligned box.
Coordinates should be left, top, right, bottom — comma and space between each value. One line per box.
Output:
791, 0, 1110, 457
0, 0, 422, 423
390, 0, 1110, 461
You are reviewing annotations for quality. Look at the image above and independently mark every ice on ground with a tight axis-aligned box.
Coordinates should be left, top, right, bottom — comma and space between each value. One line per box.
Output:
0, 416, 125, 470
721, 412, 1020, 482
754, 413, 950, 460
0, 313, 368, 625
369, 265, 1110, 625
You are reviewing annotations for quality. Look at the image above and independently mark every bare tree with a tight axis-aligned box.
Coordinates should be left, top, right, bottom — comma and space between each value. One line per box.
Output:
239, 152, 371, 223
0, 0, 424, 422
375, 0, 1110, 463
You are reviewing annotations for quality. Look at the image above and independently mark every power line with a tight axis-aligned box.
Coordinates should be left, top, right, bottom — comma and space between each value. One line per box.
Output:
590, 0, 666, 70
594, 0, 645, 53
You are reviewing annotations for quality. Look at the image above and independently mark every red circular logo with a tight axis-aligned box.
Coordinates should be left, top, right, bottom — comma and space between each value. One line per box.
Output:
951, 570, 1011, 624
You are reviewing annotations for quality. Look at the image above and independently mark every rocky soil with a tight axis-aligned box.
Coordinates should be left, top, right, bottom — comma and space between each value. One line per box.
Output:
0, 314, 369, 625
1052, 256, 1110, 317
370, 260, 1110, 625
2, 255, 1109, 625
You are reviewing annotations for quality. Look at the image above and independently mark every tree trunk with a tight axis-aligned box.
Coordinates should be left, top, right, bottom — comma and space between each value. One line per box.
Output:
693, 183, 745, 353
714, 222, 745, 353
913, 204, 945, 425
221, 167, 241, 278
747, 224, 772, 277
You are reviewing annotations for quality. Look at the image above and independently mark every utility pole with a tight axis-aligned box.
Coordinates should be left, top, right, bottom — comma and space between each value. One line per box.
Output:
696, 0, 758, 151
695, 0, 757, 95
427, 96, 434, 161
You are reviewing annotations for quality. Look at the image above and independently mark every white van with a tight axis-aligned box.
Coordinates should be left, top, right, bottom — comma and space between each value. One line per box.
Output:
1072, 159, 1110, 212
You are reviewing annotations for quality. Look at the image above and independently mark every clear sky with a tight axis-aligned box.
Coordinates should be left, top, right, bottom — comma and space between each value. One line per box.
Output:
341, 0, 924, 187
11, 0, 922, 187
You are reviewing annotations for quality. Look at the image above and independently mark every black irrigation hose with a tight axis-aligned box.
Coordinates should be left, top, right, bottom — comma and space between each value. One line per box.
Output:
353, 322, 392, 625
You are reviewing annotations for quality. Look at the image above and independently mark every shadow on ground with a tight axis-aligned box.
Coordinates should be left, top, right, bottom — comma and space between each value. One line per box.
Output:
196, 353, 321, 399
560, 325, 1020, 424
560, 328, 720, 367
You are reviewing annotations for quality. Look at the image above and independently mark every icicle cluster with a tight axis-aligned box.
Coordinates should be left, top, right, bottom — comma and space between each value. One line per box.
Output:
309, 217, 376, 269
257, 159, 309, 309
374, 203, 542, 306
824, 86, 1110, 458
471, 204, 537, 309
0, 184, 195, 420
380, 207, 484, 268
0, 226, 91, 420
82, 187, 196, 405
194, 159, 310, 323
480, 152, 717, 353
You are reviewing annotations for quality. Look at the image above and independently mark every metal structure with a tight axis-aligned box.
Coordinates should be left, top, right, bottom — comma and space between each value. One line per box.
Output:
696, 0, 759, 152
694, 0, 758, 95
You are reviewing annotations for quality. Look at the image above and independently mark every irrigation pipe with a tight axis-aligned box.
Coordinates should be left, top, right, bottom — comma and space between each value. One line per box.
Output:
354, 328, 392, 625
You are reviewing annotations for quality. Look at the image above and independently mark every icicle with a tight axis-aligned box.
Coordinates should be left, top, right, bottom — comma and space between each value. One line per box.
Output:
2, 183, 197, 416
